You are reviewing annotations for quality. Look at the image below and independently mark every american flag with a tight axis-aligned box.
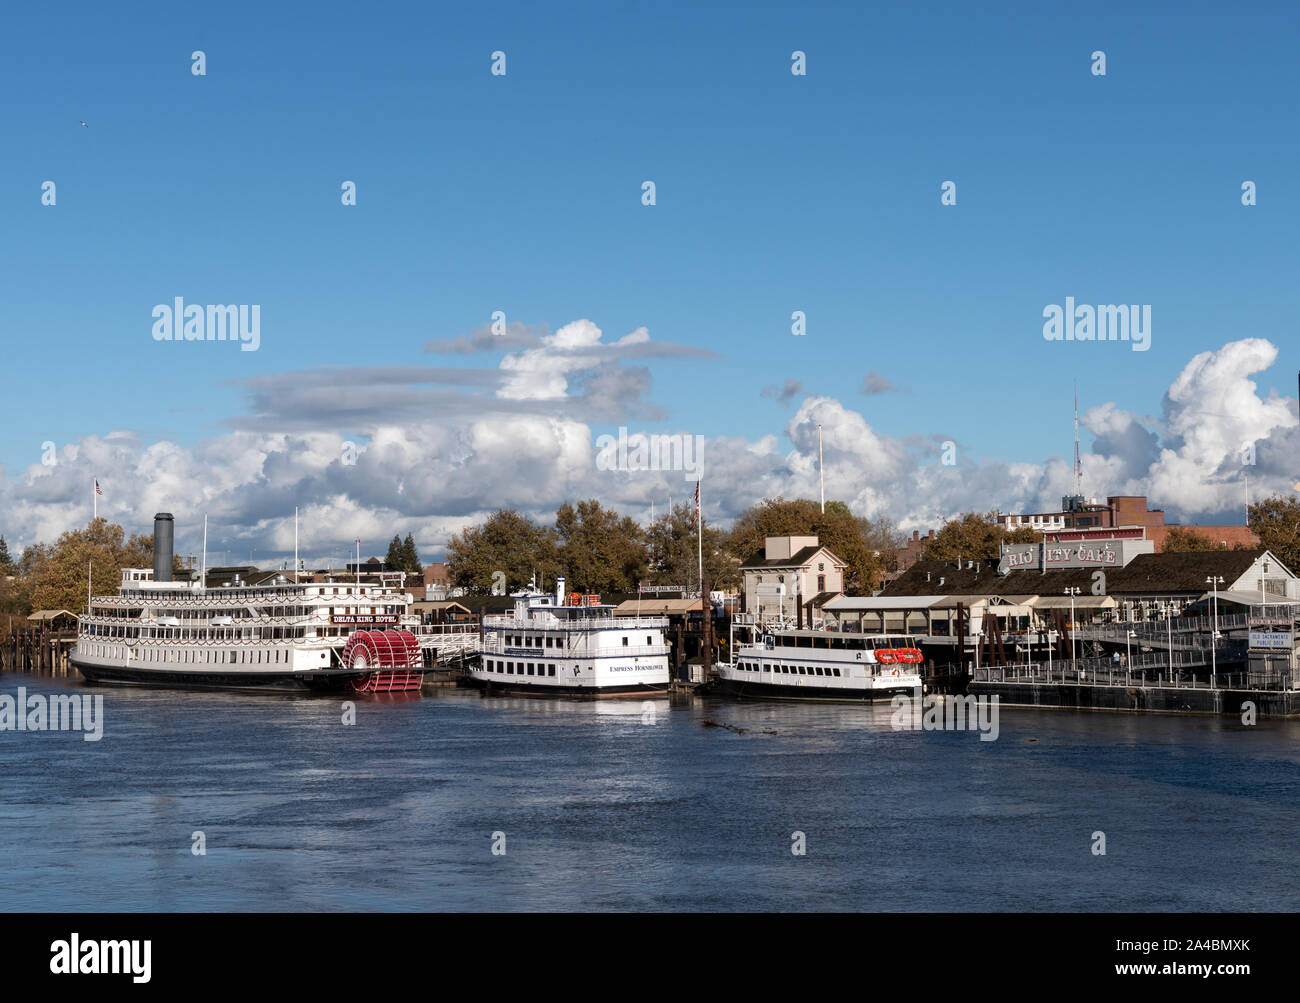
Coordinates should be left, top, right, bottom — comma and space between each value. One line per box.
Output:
693, 479, 699, 514
94, 479, 103, 496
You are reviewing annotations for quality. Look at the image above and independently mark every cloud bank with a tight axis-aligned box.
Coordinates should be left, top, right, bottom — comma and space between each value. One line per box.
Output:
1, 326, 1294, 566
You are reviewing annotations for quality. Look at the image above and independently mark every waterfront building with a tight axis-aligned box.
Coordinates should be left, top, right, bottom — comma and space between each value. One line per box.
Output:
739, 536, 846, 626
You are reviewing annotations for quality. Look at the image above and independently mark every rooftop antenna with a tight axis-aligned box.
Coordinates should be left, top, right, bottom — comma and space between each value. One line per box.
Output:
1073, 381, 1083, 498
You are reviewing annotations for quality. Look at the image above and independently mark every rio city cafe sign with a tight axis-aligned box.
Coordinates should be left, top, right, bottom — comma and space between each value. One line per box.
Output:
998, 542, 1123, 574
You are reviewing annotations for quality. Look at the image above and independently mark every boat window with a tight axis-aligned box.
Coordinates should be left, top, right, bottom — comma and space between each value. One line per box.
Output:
548, 665, 556, 676
832, 668, 841, 677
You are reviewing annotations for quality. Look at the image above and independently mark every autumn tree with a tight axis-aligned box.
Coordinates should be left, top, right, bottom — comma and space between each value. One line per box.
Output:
725, 498, 889, 592
555, 499, 648, 593
1160, 525, 1225, 552
1248, 494, 1300, 573
23, 518, 155, 613
446, 509, 560, 595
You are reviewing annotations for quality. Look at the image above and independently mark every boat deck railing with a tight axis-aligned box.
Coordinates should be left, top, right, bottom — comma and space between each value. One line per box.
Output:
483, 615, 669, 631
480, 637, 671, 657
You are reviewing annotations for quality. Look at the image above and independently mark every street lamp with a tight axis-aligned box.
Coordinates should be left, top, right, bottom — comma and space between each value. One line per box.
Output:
1064, 587, 1081, 663
1165, 601, 1174, 678
1206, 575, 1224, 689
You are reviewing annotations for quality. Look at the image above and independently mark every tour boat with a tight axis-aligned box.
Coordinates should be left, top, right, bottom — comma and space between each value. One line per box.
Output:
71, 513, 476, 692
718, 629, 925, 701
471, 578, 671, 696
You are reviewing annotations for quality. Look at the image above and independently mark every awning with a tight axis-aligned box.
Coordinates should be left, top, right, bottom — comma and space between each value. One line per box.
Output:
1196, 590, 1296, 607
824, 595, 952, 611
1031, 596, 1117, 609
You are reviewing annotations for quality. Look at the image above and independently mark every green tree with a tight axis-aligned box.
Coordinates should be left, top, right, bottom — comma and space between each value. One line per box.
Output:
385, 534, 403, 571
646, 503, 735, 591
725, 497, 887, 592
1248, 494, 1300, 573
446, 509, 560, 595
555, 499, 648, 593
0, 535, 13, 574
924, 510, 1023, 561
402, 533, 423, 576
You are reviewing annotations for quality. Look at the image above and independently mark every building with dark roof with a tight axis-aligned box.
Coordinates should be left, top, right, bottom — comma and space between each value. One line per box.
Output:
740, 536, 846, 623
883, 548, 1296, 620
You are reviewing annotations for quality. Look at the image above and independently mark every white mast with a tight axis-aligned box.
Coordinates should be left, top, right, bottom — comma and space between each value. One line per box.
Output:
1073, 381, 1082, 498
818, 423, 825, 514
200, 514, 208, 591
293, 507, 299, 584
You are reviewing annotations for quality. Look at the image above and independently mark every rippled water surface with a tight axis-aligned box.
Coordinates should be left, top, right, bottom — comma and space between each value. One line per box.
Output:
1, 673, 1297, 911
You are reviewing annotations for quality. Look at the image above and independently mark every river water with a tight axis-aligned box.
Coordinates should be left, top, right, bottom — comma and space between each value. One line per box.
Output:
1, 673, 1296, 911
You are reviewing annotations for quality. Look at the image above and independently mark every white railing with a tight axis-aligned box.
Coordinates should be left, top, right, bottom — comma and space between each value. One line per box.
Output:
483, 615, 669, 631
480, 637, 670, 657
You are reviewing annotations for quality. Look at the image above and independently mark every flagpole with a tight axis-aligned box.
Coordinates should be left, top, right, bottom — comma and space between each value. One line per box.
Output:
201, 514, 208, 591
293, 507, 299, 584
92, 478, 97, 520
818, 424, 824, 514
697, 472, 707, 677
697, 477, 703, 599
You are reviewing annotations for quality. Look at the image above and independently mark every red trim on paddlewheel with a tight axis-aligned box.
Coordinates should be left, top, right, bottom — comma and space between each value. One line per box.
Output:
343, 629, 424, 692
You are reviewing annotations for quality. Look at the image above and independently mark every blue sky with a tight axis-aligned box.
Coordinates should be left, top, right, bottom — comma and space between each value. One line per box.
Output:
1, 0, 1297, 560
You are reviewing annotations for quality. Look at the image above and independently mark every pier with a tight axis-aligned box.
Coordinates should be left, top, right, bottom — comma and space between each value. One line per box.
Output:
0, 624, 77, 677
969, 656, 1298, 717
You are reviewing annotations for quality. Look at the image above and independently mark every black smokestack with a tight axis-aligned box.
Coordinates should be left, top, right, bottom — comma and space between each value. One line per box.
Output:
153, 513, 174, 582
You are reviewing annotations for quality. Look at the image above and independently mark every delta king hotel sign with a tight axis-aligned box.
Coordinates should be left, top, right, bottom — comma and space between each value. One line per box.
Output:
998, 538, 1154, 575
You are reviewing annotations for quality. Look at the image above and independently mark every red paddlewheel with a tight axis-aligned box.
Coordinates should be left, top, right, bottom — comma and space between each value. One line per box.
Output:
343, 629, 424, 692
349, 669, 423, 693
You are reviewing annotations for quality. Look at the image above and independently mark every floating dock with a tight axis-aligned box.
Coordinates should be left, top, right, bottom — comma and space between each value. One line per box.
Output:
970, 661, 1299, 717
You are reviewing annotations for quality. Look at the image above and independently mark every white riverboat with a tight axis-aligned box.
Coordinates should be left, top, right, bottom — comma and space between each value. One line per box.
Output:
471, 579, 671, 696
71, 513, 477, 692
718, 629, 925, 701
